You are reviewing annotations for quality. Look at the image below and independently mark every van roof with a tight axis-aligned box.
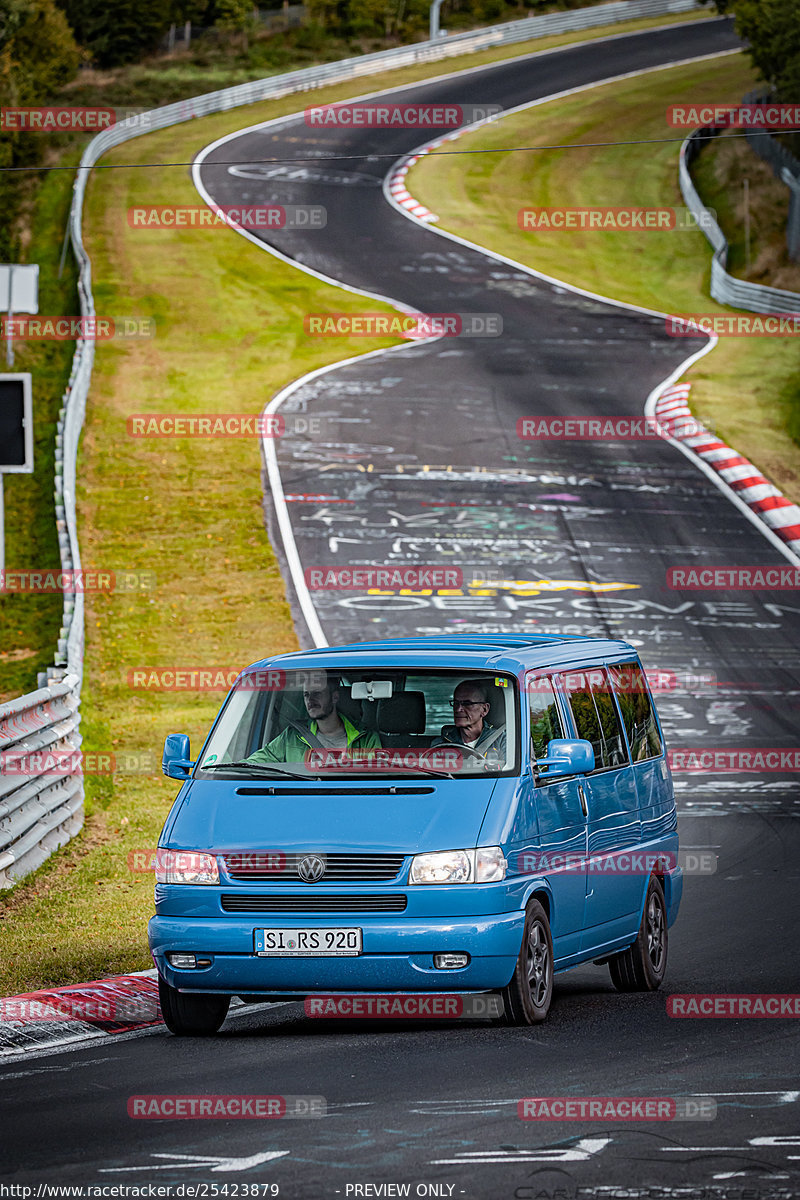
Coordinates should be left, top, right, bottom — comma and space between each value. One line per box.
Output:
244, 634, 638, 674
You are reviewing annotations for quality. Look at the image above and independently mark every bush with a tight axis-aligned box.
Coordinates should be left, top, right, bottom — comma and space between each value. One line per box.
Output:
0, 0, 80, 259
54, 0, 173, 66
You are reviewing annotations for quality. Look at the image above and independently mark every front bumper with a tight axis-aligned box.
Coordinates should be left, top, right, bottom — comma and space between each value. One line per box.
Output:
149, 910, 525, 994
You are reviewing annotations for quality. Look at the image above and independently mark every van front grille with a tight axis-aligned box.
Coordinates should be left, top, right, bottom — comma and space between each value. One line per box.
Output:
220, 893, 407, 914
221, 853, 406, 882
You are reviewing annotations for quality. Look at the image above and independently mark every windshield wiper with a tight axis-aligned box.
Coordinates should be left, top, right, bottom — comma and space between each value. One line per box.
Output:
200, 762, 311, 779
204, 760, 458, 781
400, 765, 455, 779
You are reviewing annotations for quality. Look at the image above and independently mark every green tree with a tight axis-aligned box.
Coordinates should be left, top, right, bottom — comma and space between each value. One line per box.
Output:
704, 0, 800, 99
214, 0, 251, 29
307, 0, 430, 39
0, 0, 79, 259
214, 0, 258, 51
54, 0, 174, 66
0, 0, 78, 102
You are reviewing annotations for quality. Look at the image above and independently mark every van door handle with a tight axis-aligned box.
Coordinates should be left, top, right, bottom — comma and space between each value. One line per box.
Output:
577, 783, 588, 816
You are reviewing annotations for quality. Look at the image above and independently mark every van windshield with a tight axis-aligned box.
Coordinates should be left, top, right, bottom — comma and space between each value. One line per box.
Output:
197, 668, 518, 778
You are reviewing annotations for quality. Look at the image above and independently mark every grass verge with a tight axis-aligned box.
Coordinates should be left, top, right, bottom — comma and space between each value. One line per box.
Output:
407, 54, 800, 505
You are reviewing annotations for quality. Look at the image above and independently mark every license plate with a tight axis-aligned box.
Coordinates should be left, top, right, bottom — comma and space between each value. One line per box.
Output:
254, 927, 362, 956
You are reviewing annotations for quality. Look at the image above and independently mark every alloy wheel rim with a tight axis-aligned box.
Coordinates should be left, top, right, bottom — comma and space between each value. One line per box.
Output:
646, 892, 665, 972
526, 920, 551, 1008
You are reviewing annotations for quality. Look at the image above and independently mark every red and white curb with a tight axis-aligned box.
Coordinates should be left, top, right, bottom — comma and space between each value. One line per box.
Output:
386, 128, 469, 223
0, 970, 284, 1056
387, 154, 439, 222
655, 383, 800, 556
0, 969, 162, 1054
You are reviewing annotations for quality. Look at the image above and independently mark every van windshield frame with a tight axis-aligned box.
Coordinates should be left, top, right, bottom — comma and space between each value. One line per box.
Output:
195, 667, 520, 780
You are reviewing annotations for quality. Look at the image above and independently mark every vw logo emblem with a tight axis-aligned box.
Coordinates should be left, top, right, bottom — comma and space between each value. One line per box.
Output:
297, 854, 326, 883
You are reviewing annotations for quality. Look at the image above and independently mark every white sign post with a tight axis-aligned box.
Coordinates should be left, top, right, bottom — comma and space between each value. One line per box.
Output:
0, 264, 39, 367
429, 0, 446, 40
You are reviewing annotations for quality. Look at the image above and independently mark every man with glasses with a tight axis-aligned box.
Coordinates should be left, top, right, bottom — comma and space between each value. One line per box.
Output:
432, 679, 506, 768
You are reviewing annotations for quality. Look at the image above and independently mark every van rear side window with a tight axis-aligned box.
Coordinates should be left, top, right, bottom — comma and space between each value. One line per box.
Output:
559, 669, 628, 770
608, 662, 663, 762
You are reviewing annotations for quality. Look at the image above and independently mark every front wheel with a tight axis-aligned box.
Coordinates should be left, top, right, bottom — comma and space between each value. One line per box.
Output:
501, 900, 553, 1024
608, 875, 668, 992
158, 975, 230, 1035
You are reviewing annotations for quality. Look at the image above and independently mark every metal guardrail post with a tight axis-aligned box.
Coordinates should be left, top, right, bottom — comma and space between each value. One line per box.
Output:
430, 0, 445, 41
781, 168, 800, 263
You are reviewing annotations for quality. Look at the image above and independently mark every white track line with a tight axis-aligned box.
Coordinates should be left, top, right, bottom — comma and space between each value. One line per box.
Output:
258, 340, 439, 647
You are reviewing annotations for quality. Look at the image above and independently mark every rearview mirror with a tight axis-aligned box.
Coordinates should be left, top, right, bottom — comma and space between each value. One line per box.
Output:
351, 680, 393, 701
162, 733, 194, 780
536, 738, 594, 779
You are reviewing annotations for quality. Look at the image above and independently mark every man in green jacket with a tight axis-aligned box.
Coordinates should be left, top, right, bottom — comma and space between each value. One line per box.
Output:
247, 673, 381, 764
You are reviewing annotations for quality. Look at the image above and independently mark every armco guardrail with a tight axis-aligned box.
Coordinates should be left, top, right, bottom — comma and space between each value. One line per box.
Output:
680, 127, 800, 313
2, 0, 705, 887
0, 677, 83, 889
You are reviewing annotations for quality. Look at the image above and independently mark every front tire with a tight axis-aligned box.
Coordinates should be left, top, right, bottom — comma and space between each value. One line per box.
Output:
501, 900, 553, 1024
158, 975, 230, 1035
608, 875, 668, 992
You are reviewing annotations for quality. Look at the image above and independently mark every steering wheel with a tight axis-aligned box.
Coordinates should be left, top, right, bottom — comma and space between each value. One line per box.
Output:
437, 740, 490, 764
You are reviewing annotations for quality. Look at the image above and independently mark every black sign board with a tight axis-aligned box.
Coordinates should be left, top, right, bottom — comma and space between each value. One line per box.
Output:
0, 374, 32, 471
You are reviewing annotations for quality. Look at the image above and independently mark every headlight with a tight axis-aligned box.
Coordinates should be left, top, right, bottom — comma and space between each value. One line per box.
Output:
409, 847, 506, 885
155, 849, 219, 885
475, 846, 507, 882
410, 849, 471, 884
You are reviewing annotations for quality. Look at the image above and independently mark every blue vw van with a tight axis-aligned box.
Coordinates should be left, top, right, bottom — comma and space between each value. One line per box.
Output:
149, 635, 682, 1034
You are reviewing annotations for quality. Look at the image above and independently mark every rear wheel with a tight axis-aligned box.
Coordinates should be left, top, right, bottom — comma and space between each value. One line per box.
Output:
608, 875, 667, 992
158, 975, 230, 1035
501, 900, 553, 1024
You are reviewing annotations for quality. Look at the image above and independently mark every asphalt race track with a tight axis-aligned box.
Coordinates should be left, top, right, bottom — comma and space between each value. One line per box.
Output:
3, 17, 800, 1198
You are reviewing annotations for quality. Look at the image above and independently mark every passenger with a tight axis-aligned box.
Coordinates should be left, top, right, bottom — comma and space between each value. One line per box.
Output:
432, 679, 506, 766
248, 672, 381, 764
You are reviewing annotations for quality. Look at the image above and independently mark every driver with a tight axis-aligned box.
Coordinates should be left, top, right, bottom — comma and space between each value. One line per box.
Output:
431, 679, 506, 766
247, 672, 380, 764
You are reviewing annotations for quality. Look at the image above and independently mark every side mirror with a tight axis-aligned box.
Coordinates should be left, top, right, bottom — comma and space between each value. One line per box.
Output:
536, 738, 594, 779
162, 733, 194, 780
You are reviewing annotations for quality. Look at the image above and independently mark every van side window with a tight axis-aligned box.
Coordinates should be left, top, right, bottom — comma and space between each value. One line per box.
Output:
560, 668, 628, 770
608, 662, 664, 761
526, 674, 564, 762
